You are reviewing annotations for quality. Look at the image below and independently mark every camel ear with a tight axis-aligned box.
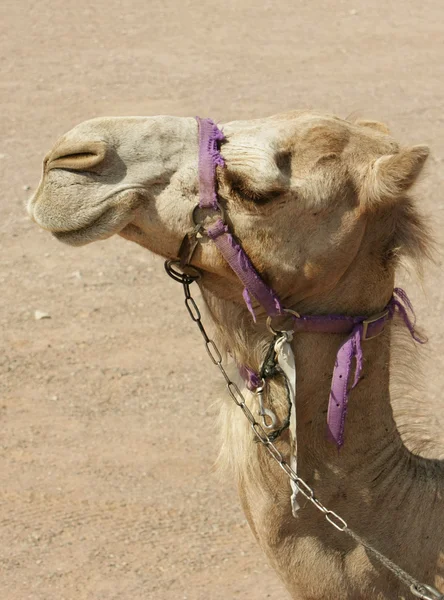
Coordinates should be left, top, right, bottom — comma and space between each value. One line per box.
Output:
364, 145, 429, 205
356, 119, 391, 135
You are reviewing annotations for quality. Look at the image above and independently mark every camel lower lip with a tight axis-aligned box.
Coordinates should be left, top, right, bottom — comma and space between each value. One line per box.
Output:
49, 189, 143, 245
52, 206, 132, 246
31, 187, 145, 245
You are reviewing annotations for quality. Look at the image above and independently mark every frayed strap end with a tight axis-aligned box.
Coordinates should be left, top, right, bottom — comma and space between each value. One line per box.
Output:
208, 121, 225, 168
327, 325, 363, 447
392, 287, 427, 344
243, 288, 257, 322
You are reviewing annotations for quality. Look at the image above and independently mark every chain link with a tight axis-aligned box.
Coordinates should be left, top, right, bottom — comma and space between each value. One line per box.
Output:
163, 260, 443, 600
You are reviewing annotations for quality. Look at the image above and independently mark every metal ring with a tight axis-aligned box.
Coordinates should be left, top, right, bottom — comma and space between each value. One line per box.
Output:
164, 260, 201, 283
191, 205, 202, 228
266, 309, 301, 335
192, 202, 227, 229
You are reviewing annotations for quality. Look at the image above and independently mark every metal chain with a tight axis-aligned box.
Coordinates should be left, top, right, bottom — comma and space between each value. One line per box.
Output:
164, 260, 443, 600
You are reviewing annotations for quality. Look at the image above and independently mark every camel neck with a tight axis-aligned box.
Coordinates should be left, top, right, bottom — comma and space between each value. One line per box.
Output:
202, 285, 444, 594
289, 325, 444, 554
203, 282, 443, 501
291, 326, 402, 479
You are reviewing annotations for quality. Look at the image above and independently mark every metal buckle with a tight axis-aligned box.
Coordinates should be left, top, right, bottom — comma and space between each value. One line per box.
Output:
266, 309, 301, 335
361, 309, 389, 341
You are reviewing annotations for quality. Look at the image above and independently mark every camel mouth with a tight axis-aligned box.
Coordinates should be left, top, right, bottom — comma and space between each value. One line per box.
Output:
30, 187, 146, 246
52, 189, 145, 246
51, 204, 134, 246
51, 207, 125, 246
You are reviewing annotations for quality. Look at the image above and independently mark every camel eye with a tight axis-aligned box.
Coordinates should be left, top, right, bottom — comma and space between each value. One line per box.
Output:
225, 170, 283, 205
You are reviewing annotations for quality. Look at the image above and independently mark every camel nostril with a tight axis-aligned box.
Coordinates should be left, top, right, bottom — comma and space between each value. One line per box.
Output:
47, 140, 107, 172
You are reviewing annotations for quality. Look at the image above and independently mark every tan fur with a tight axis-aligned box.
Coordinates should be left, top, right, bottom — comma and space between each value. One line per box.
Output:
364, 145, 430, 205
28, 110, 444, 599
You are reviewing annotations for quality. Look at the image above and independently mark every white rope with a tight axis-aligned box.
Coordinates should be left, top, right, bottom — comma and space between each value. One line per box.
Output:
274, 331, 300, 514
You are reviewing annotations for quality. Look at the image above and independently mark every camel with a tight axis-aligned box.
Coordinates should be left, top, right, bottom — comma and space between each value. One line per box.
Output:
28, 111, 444, 599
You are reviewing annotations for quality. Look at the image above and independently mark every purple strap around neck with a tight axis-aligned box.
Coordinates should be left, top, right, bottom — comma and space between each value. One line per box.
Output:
196, 117, 284, 318
327, 324, 364, 446
241, 288, 425, 447
326, 288, 426, 446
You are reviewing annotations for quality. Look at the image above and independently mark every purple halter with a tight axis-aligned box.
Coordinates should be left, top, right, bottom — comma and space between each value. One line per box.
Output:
194, 117, 425, 447
196, 117, 284, 318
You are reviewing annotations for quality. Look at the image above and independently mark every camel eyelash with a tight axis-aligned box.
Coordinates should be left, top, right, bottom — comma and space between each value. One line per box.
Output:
224, 170, 283, 205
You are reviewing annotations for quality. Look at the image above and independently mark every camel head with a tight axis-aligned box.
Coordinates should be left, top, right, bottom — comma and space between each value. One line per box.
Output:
28, 111, 430, 314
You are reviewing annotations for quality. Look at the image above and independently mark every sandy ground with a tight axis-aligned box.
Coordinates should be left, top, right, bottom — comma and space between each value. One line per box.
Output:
1, 1, 444, 598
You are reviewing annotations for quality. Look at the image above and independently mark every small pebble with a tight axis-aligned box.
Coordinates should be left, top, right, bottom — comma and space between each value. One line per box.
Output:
349, 8, 358, 15
23, 185, 31, 191
34, 310, 51, 320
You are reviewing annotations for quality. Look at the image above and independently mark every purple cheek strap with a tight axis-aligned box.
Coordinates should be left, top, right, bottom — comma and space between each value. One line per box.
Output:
206, 218, 283, 319
196, 116, 284, 319
194, 116, 426, 448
